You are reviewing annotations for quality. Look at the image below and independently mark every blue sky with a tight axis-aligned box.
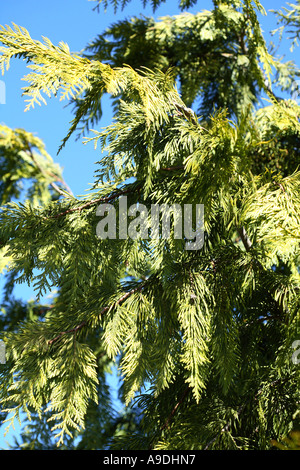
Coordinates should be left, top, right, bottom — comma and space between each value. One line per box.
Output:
0, 0, 297, 449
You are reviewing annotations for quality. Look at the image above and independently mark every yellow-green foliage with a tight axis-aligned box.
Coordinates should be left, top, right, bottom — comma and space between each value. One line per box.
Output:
0, 0, 299, 449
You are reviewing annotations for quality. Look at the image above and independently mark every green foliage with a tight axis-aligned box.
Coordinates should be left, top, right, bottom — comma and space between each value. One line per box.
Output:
83, 3, 272, 129
272, 1, 300, 50
0, 0, 300, 450
271, 430, 300, 450
90, 0, 199, 13
0, 124, 68, 206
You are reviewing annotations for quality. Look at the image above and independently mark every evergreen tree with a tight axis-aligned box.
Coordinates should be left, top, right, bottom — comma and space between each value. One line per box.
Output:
0, 0, 299, 450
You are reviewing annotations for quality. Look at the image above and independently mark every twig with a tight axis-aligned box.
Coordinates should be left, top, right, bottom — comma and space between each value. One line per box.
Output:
26, 147, 74, 198
160, 386, 191, 432
48, 321, 87, 345
48, 172, 74, 197
45, 164, 187, 220
49, 180, 71, 198
204, 404, 245, 450
173, 103, 201, 127
148, 386, 191, 450
160, 165, 184, 172
50, 183, 143, 219
48, 283, 145, 345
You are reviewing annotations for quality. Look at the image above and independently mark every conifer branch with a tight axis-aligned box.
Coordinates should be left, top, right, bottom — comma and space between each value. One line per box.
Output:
160, 386, 191, 432
1, 2, 299, 449
204, 403, 245, 450
48, 282, 146, 345
237, 226, 290, 318
47, 163, 186, 219
204, 375, 294, 450
173, 103, 199, 125
50, 183, 143, 219
48, 321, 87, 345
159, 165, 185, 172
26, 147, 74, 198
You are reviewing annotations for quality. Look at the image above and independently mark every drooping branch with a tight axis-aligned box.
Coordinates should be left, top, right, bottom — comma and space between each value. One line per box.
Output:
237, 225, 289, 318
49, 183, 143, 219
48, 282, 146, 345
204, 375, 293, 450
160, 386, 191, 432
204, 403, 245, 450
47, 162, 185, 220
27, 147, 74, 199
